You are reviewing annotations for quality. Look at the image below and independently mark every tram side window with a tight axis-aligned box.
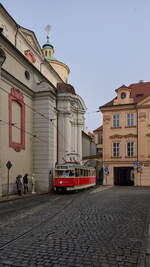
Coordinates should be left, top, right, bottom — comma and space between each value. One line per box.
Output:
80, 169, 83, 176
75, 169, 79, 177
69, 170, 74, 177
62, 170, 69, 177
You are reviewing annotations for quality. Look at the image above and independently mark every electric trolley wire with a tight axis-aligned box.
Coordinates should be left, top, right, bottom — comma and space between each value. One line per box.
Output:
0, 85, 67, 145
0, 119, 48, 144
86, 110, 100, 114
0, 85, 55, 121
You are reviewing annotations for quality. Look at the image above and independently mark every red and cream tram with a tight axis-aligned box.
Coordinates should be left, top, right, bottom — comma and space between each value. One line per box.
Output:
54, 163, 96, 192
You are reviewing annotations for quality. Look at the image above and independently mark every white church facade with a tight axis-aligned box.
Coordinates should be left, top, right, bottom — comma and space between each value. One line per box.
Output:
0, 3, 87, 196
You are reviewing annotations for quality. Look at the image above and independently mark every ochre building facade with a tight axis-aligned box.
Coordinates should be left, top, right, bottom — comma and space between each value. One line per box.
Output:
100, 82, 150, 186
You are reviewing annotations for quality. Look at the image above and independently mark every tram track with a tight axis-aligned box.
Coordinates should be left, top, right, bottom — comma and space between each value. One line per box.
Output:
0, 190, 87, 251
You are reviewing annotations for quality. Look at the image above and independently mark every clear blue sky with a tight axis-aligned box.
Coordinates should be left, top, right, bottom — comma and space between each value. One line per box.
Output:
1, 0, 150, 131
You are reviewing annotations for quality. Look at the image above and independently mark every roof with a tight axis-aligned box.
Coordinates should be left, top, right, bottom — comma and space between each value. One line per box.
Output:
129, 82, 150, 103
57, 83, 76, 94
88, 132, 95, 137
93, 125, 103, 132
100, 82, 150, 108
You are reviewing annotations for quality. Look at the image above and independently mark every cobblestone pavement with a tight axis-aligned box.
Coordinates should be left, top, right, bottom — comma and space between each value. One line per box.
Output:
0, 186, 150, 267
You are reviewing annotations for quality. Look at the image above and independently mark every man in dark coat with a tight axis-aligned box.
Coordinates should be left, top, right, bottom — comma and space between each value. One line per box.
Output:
16, 175, 22, 195
23, 173, 28, 194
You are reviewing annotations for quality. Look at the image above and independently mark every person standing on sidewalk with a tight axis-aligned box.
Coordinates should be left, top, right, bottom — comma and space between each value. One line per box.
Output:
23, 173, 28, 194
16, 175, 23, 196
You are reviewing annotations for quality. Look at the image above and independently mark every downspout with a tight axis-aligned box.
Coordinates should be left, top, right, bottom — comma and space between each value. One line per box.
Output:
136, 104, 139, 186
56, 93, 59, 165
136, 104, 138, 163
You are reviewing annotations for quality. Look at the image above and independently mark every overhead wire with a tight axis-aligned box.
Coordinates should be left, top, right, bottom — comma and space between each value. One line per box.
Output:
0, 85, 67, 145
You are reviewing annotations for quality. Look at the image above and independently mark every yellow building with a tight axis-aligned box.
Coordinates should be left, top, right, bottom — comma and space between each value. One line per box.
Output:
100, 82, 150, 186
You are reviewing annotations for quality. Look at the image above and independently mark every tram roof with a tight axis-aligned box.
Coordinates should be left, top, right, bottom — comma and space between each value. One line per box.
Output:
55, 163, 94, 169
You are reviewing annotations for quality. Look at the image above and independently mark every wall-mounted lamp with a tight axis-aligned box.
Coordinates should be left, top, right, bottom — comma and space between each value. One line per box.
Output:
0, 48, 6, 67
0, 48, 6, 78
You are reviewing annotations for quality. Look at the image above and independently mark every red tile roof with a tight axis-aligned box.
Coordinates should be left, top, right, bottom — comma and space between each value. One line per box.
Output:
88, 132, 94, 137
93, 125, 103, 132
129, 82, 150, 103
100, 82, 150, 108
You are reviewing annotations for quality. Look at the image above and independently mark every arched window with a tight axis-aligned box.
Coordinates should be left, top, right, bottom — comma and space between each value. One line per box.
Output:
49, 50, 51, 56
45, 50, 47, 56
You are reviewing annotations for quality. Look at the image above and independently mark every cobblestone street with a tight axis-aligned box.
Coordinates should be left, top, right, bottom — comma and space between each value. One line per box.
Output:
0, 186, 150, 267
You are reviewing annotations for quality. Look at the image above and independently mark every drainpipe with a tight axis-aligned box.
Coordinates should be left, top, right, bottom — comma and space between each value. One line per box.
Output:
136, 105, 138, 163
136, 104, 139, 186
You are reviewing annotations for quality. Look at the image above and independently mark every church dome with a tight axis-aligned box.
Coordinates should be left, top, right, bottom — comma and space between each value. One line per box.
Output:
57, 83, 76, 95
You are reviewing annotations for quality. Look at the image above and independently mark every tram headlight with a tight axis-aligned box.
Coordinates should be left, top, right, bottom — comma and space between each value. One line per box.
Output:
60, 181, 63, 184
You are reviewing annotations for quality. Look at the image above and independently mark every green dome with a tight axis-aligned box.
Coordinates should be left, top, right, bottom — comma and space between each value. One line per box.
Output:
42, 43, 54, 49
42, 34, 54, 49
45, 56, 57, 61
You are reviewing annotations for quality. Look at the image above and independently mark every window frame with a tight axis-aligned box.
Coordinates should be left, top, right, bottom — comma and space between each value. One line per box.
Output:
126, 141, 134, 157
113, 114, 120, 128
127, 113, 134, 127
112, 142, 120, 157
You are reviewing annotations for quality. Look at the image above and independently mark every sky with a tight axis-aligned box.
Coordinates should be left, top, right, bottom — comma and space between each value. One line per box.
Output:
1, 0, 150, 131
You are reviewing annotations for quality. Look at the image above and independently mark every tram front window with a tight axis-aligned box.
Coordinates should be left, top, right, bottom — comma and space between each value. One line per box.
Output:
62, 170, 69, 177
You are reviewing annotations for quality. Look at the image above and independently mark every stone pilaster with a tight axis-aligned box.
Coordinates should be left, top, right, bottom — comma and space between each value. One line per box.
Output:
33, 93, 55, 193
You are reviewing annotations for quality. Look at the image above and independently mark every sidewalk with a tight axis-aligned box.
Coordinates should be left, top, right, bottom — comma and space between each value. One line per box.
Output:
0, 192, 47, 203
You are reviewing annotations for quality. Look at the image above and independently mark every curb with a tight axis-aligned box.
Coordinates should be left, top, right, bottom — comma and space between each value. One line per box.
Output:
0, 192, 50, 203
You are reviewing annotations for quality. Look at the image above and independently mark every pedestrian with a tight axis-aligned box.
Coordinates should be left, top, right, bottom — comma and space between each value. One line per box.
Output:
23, 173, 28, 194
31, 173, 36, 194
16, 175, 22, 196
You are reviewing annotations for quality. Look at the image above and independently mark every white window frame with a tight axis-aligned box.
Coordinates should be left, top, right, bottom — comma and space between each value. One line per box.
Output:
127, 113, 134, 127
112, 142, 120, 157
126, 141, 134, 157
113, 114, 120, 128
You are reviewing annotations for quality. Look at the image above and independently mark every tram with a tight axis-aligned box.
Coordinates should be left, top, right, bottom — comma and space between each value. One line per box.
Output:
54, 163, 96, 192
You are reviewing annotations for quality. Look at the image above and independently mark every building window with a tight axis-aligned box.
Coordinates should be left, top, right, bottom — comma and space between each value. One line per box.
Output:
113, 114, 120, 128
9, 88, 25, 152
126, 142, 134, 157
97, 148, 102, 154
121, 92, 126, 99
49, 51, 51, 56
112, 142, 120, 157
127, 113, 134, 127
45, 50, 47, 56
98, 132, 103, 144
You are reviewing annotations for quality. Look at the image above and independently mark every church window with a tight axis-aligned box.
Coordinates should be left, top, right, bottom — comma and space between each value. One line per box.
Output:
45, 50, 47, 56
9, 88, 25, 152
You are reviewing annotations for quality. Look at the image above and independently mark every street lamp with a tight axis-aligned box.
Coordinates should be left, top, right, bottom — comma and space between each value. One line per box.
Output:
0, 47, 6, 78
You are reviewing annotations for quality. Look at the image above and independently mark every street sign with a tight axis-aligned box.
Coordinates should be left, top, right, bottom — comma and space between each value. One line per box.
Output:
133, 162, 141, 168
133, 162, 138, 168
6, 161, 12, 198
137, 167, 142, 173
104, 167, 108, 174
6, 161, 12, 170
